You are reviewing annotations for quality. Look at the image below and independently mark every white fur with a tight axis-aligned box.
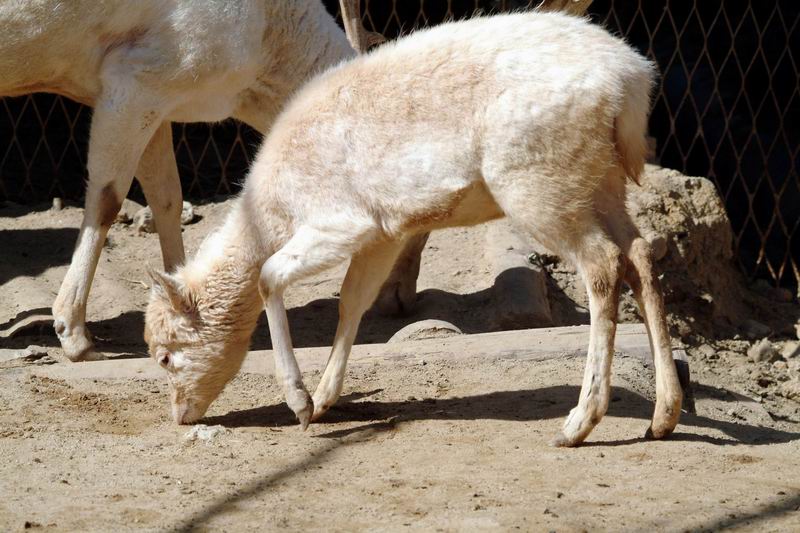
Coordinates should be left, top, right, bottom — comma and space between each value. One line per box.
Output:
0, 0, 356, 360
145, 12, 683, 446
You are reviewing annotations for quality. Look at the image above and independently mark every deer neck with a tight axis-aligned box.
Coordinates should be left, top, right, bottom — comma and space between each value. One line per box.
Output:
258, 1, 356, 100
185, 203, 271, 342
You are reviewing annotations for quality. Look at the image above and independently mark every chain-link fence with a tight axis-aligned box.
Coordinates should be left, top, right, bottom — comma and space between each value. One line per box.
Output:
1, 1, 798, 291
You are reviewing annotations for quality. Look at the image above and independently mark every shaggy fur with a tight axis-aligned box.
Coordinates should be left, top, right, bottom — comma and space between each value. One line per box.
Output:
146, 12, 683, 446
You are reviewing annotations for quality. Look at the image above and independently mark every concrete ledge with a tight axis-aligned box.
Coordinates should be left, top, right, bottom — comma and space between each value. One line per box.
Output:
30, 323, 650, 381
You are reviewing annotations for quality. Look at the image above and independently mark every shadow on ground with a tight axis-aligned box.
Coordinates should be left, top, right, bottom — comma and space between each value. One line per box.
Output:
181, 385, 800, 532
204, 386, 800, 446
0, 227, 78, 285
3, 275, 584, 354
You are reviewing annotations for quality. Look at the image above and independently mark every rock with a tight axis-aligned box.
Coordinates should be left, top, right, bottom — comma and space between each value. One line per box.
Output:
779, 379, 800, 401
781, 341, 799, 359
484, 221, 552, 330
51, 197, 63, 211
180, 201, 196, 225
742, 319, 771, 340
696, 343, 716, 359
133, 206, 156, 233
747, 338, 780, 363
133, 201, 196, 233
115, 199, 145, 225
183, 424, 228, 443
0, 345, 56, 364
388, 320, 462, 343
626, 165, 747, 329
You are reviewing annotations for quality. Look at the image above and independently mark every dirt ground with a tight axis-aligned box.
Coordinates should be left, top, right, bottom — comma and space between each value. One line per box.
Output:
1, 196, 800, 531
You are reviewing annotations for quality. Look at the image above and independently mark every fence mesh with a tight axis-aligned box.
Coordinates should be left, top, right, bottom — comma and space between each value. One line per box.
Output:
1, 1, 798, 291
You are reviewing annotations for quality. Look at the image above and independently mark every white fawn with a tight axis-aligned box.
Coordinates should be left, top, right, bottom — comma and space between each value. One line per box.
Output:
145, 12, 683, 447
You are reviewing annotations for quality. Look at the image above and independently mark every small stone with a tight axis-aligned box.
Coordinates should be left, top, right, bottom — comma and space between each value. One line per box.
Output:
696, 344, 716, 359
133, 206, 156, 233
748, 338, 780, 363
180, 201, 196, 225
780, 341, 799, 359
51, 197, 63, 211
388, 320, 463, 343
779, 379, 800, 400
772, 360, 788, 371
116, 199, 145, 225
183, 424, 228, 443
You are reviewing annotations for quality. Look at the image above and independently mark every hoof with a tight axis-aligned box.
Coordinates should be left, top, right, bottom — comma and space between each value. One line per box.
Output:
645, 424, 674, 440
296, 406, 312, 431
550, 433, 580, 448
54, 320, 95, 362
286, 388, 313, 431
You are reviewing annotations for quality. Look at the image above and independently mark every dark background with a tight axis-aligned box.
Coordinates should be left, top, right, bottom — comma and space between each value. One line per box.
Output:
1, 1, 797, 290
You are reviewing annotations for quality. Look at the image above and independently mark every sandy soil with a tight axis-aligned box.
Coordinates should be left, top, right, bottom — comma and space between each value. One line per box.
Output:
2, 198, 800, 531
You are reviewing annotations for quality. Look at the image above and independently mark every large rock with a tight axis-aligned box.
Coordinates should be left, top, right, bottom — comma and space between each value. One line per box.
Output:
484, 220, 553, 330
388, 320, 462, 343
627, 165, 748, 327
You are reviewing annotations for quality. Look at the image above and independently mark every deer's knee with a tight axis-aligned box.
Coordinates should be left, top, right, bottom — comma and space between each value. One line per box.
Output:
96, 184, 122, 228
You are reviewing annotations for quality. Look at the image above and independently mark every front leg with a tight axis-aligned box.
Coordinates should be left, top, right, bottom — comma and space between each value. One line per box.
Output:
262, 290, 313, 430
257, 225, 367, 428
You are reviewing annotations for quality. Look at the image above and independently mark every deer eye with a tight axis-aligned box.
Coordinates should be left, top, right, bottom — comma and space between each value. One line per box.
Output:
156, 348, 171, 369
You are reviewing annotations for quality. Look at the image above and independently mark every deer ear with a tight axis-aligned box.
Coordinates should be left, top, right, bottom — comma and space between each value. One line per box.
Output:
147, 267, 194, 314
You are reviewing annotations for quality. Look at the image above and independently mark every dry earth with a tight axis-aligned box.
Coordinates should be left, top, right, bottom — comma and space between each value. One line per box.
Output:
1, 167, 800, 531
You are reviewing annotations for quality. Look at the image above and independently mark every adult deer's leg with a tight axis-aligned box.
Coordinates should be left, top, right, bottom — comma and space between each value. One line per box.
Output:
373, 232, 428, 315
552, 236, 626, 447
624, 237, 682, 438
312, 238, 406, 420
136, 122, 185, 271
258, 224, 378, 428
52, 84, 164, 361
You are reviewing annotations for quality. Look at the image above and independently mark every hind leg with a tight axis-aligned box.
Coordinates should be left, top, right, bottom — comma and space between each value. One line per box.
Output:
551, 234, 626, 446
136, 122, 185, 272
312, 238, 406, 420
622, 237, 683, 438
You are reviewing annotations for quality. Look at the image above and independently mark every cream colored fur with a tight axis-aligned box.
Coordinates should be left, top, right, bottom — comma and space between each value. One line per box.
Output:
1, 0, 360, 360
145, 12, 683, 447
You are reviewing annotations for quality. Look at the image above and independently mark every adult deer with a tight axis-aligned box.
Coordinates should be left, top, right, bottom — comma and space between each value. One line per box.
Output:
0, 0, 420, 360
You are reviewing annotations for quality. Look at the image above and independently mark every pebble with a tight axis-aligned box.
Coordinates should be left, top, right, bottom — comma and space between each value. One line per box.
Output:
780, 341, 799, 359
51, 197, 63, 211
133, 201, 196, 234
696, 344, 716, 359
747, 338, 780, 363
183, 424, 228, 443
